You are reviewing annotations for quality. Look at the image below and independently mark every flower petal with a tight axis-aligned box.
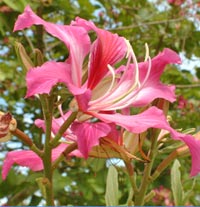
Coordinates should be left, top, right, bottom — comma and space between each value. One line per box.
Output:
130, 84, 176, 107
35, 111, 77, 141
75, 89, 92, 111
92, 106, 200, 176
132, 48, 181, 106
26, 61, 87, 98
25, 61, 71, 97
14, 6, 90, 87
178, 134, 200, 176
139, 48, 181, 83
2, 150, 43, 180
2, 143, 71, 180
88, 48, 180, 111
72, 17, 127, 89
71, 122, 111, 158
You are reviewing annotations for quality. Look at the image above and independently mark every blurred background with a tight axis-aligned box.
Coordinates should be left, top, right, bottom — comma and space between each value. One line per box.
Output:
0, 0, 200, 205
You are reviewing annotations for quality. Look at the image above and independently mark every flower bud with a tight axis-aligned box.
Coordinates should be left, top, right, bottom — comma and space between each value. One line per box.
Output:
15, 42, 34, 72
0, 111, 17, 142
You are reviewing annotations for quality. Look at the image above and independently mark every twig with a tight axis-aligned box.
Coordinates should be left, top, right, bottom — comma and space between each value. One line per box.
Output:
176, 84, 200, 89
108, 17, 185, 31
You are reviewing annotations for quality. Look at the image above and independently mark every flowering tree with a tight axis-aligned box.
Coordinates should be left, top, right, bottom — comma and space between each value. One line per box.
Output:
0, 0, 200, 206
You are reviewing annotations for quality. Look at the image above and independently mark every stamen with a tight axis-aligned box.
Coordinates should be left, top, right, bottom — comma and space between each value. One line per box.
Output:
130, 46, 140, 88
142, 43, 151, 86
108, 47, 140, 105
124, 38, 132, 59
144, 43, 149, 62
57, 95, 65, 121
89, 64, 116, 109
106, 64, 116, 93
141, 55, 152, 87
89, 40, 142, 111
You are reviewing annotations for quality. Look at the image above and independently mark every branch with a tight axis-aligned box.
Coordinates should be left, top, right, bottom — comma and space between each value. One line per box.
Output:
11, 128, 43, 157
176, 84, 200, 89
52, 142, 78, 170
108, 17, 185, 31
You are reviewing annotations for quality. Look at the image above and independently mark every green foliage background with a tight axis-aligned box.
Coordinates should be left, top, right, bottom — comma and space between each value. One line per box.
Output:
0, 0, 200, 205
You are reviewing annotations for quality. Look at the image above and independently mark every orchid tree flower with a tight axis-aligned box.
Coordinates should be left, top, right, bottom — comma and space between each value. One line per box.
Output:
12, 6, 200, 177
35, 110, 113, 158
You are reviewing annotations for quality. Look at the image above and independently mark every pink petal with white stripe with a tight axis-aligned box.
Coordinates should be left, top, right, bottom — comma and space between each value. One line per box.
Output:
72, 17, 127, 89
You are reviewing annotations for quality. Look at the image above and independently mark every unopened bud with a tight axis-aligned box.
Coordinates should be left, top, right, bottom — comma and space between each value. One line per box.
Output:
15, 42, 34, 72
33, 48, 44, 66
0, 111, 17, 142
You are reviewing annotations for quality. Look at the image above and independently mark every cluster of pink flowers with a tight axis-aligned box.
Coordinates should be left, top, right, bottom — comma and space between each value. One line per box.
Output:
2, 6, 200, 180
153, 186, 174, 206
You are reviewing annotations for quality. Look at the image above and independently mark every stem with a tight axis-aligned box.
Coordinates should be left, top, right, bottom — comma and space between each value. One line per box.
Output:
176, 83, 200, 89
109, 17, 185, 31
11, 128, 43, 157
52, 142, 77, 170
36, 6, 44, 53
151, 144, 190, 181
144, 190, 156, 203
151, 151, 177, 181
134, 130, 158, 206
124, 161, 138, 206
124, 161, 138, 193
50, 111, 78, 147
11, 128, 33, 146
40, 95, 54, 206
126, 188, 134, 206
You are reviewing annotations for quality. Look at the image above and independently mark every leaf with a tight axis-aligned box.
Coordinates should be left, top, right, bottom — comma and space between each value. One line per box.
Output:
87, 158, 105, 172
183, 178, 196, 204
195, 67, 200, 79
29, 195, 42, 206
171, 159, 184, 205
105, 165, 119, 206
2, 0, 27, 12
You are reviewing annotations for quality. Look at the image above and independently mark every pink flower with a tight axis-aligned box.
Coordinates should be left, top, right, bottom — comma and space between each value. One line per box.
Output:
177, 95, 188, 109
14, 6, 179, 111
153, 185, 174, 206
35, 111, 113, 158
12, 6, 200, 177
168, 0, 185, 6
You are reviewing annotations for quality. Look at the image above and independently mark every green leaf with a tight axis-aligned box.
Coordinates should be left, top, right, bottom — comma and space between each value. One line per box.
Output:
195, 67, 200, 79
87, 158, 105, 172
29, 195, 42, 206
105, 165, 119, 206
171, 159, 184, 205
183, 178, 196, 204
2, 0, 27, 12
